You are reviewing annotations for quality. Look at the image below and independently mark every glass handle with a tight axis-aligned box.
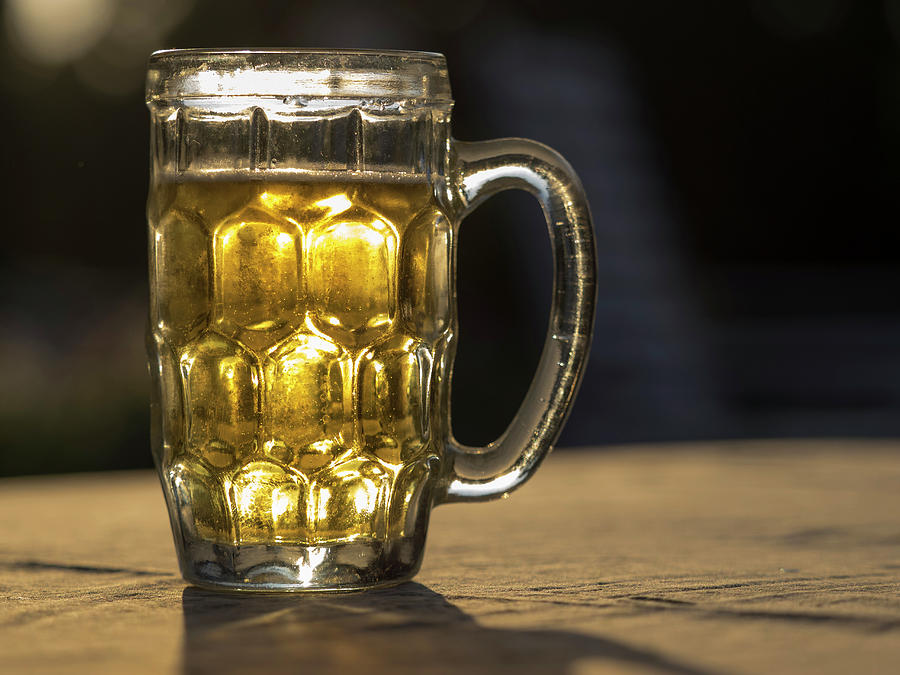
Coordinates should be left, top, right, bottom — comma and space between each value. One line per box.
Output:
440, 138, 597, 502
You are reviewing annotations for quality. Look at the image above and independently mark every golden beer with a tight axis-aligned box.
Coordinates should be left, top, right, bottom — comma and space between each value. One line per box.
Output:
149, 177, 452, 549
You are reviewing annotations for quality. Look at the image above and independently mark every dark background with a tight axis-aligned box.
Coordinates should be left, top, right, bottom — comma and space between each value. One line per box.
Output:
2, 0, 899, 476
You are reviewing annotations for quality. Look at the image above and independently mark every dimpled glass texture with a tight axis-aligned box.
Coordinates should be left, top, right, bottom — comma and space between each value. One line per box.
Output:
149, 180, 449, 589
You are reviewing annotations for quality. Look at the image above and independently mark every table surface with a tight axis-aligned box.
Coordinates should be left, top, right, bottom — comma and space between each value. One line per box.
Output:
2, 440, 899, 674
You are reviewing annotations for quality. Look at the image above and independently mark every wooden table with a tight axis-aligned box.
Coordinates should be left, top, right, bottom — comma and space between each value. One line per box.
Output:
2, 441, 899, 674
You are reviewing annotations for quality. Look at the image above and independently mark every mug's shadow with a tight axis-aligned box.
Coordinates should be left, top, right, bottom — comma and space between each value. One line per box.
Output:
181, 583, 712, 674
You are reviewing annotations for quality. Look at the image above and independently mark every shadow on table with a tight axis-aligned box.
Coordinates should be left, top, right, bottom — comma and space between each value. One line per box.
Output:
181, 583, 711, 675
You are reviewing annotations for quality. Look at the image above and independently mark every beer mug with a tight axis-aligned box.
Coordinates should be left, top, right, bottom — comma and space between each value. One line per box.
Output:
145, 49, 596, 591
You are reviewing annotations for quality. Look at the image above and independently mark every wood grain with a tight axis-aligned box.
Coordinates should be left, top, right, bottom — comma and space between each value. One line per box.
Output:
1, 440, 898, 674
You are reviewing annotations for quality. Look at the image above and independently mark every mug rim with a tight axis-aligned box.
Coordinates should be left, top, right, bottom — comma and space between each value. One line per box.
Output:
146, 48, 452, 104
149, 48, 446, 61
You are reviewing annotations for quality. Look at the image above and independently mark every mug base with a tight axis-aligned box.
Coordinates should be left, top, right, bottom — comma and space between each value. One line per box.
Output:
177, 536, 424, 592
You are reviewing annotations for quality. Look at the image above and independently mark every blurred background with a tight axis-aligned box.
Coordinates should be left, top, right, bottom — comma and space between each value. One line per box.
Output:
1, 0, 899, 476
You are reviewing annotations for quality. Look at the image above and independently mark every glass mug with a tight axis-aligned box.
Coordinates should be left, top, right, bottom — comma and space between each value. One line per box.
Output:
145, 49, 596, 591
